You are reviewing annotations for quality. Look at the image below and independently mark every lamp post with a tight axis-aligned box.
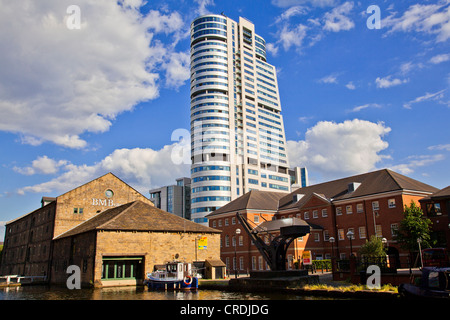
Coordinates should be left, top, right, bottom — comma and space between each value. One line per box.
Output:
329, 237, 335, 258
234, 228, 241, 278
346, 230, 354, 257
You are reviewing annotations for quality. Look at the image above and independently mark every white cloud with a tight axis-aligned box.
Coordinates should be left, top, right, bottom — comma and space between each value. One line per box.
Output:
375, 76, 409, 88
14, 156, 68, 176
278, 23, 309, 51
287, 119, 391, 179
17, 143, 190, 196
0, 1, 187, 149
318, 74, 338, 84
403, 89, 446, 109
266, 43, 280, 56
323, 1, 355, 32
382, 2, 450, 42
194, 0, 215, 16
389, 154, 445, 175
271, 0, 337, 8
428, 144, 450, 151
164, 51, 191, 89
348, 103, 382, 113
275, 5, 309, 23
429, 53, 450, 64
345, 82, 356, 90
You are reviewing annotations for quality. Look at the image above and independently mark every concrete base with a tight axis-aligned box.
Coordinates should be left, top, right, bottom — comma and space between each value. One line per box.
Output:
250, 270, 308, 279
228, 270, 319, 292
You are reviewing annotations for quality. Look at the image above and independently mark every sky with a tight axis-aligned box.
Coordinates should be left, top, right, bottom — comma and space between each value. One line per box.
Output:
0, 0, 449, 241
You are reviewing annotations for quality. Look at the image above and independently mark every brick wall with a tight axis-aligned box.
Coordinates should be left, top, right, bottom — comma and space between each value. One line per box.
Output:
51, 230, 221, 287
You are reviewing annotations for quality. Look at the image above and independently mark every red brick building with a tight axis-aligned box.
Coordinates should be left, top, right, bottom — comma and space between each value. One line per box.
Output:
207, 169, 438, 273
420, 186, 450, 250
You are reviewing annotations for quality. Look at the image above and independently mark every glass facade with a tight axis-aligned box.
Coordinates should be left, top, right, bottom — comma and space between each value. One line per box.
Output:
190, 15, 291, 226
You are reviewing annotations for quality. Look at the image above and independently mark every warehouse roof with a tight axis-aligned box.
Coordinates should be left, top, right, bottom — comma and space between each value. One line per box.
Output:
54, 200, 220, 239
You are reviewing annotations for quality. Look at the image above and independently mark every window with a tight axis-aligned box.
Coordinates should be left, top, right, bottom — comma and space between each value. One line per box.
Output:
391, 223, 399, 236
322, 209, 328, 217
239, 236, 243, 246
388, 199, 396, 208
314, 233, 320, 242
73, 208, 83, 214
254, 215, 260, 223
338, 229, 345, 240
218, 220, 222, 227
101, 257, 142, 280
346, 205, 353, 214
356, 203, 364, 213
372, 201, 379, 211
323, 230, 330, 241
375, 225, 382, 238
239, 256, 244, 270
225, 218, 229, 226
304, 211, 309, 219
252, 256, 257, 270
232, 217, 236, 225
313, 210, 318, 218
426, 203, 442, 216
212, 220, 216, 228
359, 226, 366, 239
336, 207, 342, 215
348, 228, 355, 239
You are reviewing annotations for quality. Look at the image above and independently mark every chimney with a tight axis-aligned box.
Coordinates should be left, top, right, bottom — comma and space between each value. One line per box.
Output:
293, 194, 304, 203
348, 182, 361, 193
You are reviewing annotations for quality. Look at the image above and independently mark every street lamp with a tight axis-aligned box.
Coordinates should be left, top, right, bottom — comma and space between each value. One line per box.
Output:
329, 237, 335, 259
346, 230, 354, 257
234, 228, 241, 278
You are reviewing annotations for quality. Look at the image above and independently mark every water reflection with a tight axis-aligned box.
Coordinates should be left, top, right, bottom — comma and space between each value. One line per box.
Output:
0, 285, 310, 300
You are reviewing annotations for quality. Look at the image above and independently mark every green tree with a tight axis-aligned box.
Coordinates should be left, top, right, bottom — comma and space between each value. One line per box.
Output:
393, 200, 433, 252
359, 235, 386, 258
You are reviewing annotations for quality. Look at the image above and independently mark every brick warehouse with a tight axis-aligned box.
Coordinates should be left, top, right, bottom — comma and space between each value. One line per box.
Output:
1, 173, 221, 287
207, 169, 440, 273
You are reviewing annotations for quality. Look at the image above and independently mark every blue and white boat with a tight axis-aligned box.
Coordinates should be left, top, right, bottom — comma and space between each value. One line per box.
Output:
144, 261, 198, 290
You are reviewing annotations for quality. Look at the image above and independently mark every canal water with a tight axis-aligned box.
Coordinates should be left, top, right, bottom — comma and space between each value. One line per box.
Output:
0, 285, 320, 300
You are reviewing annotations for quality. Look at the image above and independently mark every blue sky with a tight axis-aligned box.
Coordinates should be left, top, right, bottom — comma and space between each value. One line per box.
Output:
0, 0, 449, 240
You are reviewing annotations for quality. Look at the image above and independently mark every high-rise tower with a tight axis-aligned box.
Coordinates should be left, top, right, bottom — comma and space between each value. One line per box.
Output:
190, 15, 291, 225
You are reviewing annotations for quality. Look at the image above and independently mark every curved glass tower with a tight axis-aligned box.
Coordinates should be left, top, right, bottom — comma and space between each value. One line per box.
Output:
190, 15, 291, 225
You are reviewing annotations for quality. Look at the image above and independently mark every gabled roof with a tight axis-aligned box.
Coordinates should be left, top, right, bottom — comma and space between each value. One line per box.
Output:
56, 172, 148, 201
54, 200, 220, 239
206, 190, 286, 217
419, 185, 450, 202
290, 192, 331, 209
279, 169, 438, 210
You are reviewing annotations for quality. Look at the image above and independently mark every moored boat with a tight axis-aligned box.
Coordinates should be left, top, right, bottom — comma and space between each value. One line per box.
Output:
144, 261, 198, 290
399, 267, 450, 299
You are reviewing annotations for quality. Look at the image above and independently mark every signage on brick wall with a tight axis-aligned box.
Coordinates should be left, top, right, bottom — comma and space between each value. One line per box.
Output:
302, 251, 312, 265
198, 237, 208, 250
92, 198, 116, 206
92, 189, 119, 207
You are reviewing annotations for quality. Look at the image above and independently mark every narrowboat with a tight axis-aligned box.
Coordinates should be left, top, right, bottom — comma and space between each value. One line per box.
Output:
399, 267, 450, 299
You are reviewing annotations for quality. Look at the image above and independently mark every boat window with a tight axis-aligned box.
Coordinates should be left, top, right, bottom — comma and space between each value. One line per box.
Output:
428, 272, 440, 288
